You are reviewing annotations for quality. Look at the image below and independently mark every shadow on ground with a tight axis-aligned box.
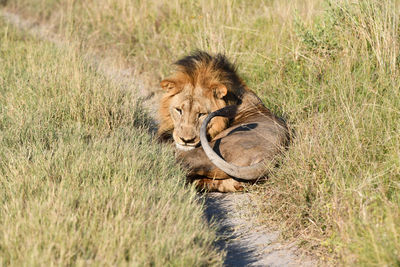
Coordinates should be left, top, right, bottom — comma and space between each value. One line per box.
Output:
204, 193, 265, 266
204, 193, 312, 267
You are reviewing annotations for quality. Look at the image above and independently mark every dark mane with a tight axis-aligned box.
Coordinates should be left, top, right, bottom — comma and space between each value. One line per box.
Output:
174, 50, 243, 90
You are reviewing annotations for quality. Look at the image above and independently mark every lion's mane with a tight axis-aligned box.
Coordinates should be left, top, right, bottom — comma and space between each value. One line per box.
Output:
157, 51, 249, 141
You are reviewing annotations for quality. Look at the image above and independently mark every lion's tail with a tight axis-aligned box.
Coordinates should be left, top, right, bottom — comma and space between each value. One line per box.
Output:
200, 105, 272, 180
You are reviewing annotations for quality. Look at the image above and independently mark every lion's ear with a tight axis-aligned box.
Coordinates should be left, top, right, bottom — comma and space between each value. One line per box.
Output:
160, 79, 176, 92
213, 84, 227, 99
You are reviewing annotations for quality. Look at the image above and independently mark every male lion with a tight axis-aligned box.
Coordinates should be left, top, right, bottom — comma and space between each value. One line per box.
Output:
158, 51, 288, 192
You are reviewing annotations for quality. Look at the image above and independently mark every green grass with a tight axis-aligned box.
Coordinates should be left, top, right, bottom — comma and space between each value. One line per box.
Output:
0, 20, 223, 266
2, 0, 400, 265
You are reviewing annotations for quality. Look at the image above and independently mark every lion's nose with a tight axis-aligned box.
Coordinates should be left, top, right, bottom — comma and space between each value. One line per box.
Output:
180, 137, 196, 144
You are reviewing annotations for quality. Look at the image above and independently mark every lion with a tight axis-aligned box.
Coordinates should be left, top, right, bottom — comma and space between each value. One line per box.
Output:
158, 51, 288, 192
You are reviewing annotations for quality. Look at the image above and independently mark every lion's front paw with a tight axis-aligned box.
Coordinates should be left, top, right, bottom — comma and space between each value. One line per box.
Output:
193, 178, 244, 193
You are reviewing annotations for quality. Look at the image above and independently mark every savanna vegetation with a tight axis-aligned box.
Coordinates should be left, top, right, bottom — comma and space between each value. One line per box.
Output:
0, 19, 223, 265
2, 0, 400, 265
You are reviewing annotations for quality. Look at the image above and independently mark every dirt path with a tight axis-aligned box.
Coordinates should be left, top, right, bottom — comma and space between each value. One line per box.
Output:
204, 193, 315, 266
2, 10, 315, 266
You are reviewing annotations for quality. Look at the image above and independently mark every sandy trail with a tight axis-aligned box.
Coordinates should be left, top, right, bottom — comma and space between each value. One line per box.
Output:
204, 193, 313, 266
2, 10, 315, 266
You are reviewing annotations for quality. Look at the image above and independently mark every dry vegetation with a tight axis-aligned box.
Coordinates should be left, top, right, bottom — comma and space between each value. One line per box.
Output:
2, 0, 400, 265
0, 19, 223, 265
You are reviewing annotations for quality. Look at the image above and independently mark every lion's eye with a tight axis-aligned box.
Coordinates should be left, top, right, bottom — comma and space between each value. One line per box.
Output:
175, 108, 182, 115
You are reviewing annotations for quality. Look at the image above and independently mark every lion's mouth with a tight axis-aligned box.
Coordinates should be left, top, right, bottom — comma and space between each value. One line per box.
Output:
175, 143, 197, 151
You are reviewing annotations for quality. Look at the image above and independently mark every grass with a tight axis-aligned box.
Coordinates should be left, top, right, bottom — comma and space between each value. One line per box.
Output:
2, 0, 400, 265
0, 19, 223, 266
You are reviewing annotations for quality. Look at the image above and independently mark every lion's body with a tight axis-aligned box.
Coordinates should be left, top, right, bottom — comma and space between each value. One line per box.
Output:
158, 51, 288, 192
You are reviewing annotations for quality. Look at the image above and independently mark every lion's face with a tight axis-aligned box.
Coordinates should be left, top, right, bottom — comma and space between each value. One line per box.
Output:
169, 90, 212, 150
160, 78, 228, 151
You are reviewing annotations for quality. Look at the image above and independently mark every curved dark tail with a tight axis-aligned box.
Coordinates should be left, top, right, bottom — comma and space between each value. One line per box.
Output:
200, 106, 270, 180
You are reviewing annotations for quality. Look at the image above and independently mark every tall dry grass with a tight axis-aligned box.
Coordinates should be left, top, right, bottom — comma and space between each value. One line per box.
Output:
2, 0, 400, 265
0, 19, 223, 266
